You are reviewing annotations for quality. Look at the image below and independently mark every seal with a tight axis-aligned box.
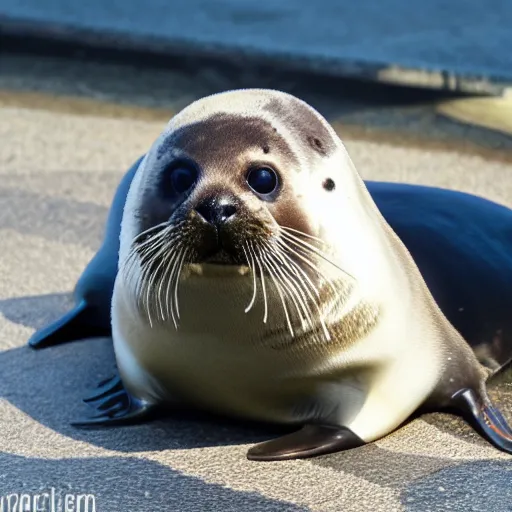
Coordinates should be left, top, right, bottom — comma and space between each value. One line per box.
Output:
29, 89, 512, 460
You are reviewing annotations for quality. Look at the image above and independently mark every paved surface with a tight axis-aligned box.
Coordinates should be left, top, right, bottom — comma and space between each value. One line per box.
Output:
1, 88, 512, 511
1, 0, 512, 94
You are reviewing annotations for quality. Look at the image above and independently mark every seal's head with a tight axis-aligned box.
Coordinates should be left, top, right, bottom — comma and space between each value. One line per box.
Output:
119, 89, 386, 334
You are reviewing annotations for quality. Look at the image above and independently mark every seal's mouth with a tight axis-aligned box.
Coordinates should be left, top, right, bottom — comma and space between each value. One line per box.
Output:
197, 230, 250, 266
203, 249, 240, 265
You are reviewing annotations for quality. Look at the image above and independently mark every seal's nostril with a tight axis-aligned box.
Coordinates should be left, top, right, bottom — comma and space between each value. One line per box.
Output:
195, 197, 238, 225
221, 204, 237, 221
195, 200, 216, 224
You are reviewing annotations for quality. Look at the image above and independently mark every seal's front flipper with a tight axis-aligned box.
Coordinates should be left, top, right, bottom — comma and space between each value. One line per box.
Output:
72, 374, 158, 427
28, 300, 110, 349
247, 424, 365, 461
451, 388, 512, 454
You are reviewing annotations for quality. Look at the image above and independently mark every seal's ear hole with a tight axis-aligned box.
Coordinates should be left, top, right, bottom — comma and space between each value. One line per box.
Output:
262, 145, 270, 154
308, 136, 325, 154
323, 178, 335, 191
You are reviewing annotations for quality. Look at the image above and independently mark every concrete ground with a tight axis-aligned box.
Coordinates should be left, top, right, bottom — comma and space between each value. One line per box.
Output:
1, 52, 512, 511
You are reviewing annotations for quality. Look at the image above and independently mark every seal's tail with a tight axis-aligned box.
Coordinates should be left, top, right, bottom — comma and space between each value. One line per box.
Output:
451, 387, 512, 454
28, 300, 110, 349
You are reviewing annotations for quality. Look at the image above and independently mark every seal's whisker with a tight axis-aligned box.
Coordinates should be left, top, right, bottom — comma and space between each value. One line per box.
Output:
249, 243, 268, 323
138, 240, 163, 260
278, 263, 318, 335
266, 241, 321, 299
135, 229, 186, 326
280, 229, 331, 255
280, 226, 328, 245
133, 227, 183, 283
271, 273, 295, 337
143, 237, 175, 325
153, 247, 175, 322
155, 243, 181, 329
173, 247, 188, 324
275, 261, 314, 333
162, 246, 182, 325
132, 228, 170, 256
261, 250, 313, 332
138, 229, 182, 257
260, 250, 305, 329
143, 239, 169, 327
242, 244, 258, 314
122, 233, 155, 273
136, 238, 166, 273
162, 244, 180, 320
281, 265, 331, 342
280, 231, 341, 264
265, 242, 331, 341
169, 266, 180, 329
259, 250, 294, 337
280, 230, 356, 281
132, 220, 185, 246
275, 238, 340, 297
138, 226, 170, 246
131, 221, 170, 244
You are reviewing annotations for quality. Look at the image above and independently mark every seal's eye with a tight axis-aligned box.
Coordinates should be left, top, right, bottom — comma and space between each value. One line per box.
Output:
170, 165, 198, 194
247, 167, 278, 196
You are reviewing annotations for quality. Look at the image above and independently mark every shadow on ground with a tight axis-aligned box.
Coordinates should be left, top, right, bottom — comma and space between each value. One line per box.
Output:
0, 452, 306, 511
401, 459, 512, 511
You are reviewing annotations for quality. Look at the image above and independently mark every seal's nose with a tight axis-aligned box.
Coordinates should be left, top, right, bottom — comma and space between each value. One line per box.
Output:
195, 196, 238, 226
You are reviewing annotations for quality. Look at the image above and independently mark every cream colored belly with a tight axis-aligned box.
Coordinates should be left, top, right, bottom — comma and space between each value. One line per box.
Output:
111, 268, 429, 430
113, 319, 368, 426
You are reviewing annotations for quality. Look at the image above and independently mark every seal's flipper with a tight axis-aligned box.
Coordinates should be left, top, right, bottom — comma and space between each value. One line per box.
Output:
83, 375, 124, 402
28, 300, 110, 349
29, 157, 145, 350
72, 374, 158, 427
451, 388, 512, 454
246, 425, 365, 461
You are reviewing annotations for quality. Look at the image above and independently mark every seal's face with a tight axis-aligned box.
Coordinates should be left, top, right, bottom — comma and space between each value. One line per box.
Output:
133, 111, 330, 266
134, 114, 291, 267
120, 90, 370, 336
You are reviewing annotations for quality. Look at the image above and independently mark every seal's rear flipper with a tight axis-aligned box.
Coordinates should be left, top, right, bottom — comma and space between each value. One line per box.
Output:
451, 388, 512, 454
72, 374, 158, 427
28, 300, 110, 349
247, 424, 365, 461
